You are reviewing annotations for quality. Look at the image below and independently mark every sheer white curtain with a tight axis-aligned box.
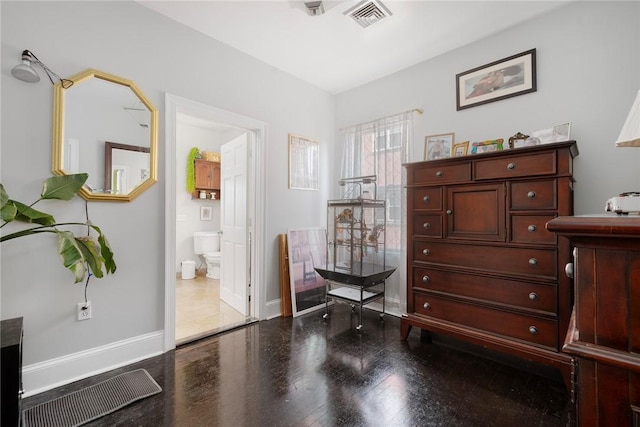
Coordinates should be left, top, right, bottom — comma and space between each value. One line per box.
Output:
339, 111, 413, 315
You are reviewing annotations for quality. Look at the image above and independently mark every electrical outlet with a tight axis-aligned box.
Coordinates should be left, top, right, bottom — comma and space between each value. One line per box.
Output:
77, 301, 92, 321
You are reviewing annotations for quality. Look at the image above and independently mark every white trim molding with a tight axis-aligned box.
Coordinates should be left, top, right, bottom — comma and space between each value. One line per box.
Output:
22, 331, 164, 397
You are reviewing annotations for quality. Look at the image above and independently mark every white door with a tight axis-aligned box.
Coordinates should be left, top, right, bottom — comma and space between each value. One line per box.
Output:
220, 133, 250, 316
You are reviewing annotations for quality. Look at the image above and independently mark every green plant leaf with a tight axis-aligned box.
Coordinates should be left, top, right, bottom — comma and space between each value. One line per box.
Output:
1, 202, 17, 223
57, 230, 88, 283
12, 200, 56, 226
92, 224, 117, 274
76, 236, 105, 279
41, 173, 88, 200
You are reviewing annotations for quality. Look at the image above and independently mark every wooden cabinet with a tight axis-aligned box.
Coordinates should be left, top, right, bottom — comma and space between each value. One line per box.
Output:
194, 159, 221, 199
402, 141, 578, 389
1, 317, 23, 427
547, 215, 640, 426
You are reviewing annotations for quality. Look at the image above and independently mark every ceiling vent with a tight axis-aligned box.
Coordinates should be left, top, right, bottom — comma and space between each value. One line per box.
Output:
305, 1, 325, 16
343, 0, 392, 29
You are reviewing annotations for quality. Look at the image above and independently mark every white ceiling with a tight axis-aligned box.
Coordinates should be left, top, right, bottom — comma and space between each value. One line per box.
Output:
139, 1, 569, 94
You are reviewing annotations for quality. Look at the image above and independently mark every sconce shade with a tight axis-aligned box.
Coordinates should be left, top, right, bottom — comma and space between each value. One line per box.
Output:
615, 89, 640, 147
11, 51, 41, 83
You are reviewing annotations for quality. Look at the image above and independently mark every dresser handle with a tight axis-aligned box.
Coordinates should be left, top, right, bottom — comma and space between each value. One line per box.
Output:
423, 302, 431, 310
423, 222, 431, 229
507, 162, 516, 170
529, 326, 538, 335
436, 171, 443, 177
423, 195, 430, 203
422, 248, 430, 256
528, 225, 536, 232
565, 263, 574, 279
422, 275, 430, 283
529, 258, 538, 266
529, 292, 538, 301
446, 210, 452, 215
527, 191, 536, 199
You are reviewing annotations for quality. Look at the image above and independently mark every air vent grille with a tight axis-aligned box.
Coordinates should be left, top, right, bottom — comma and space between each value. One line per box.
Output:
344, 0, 392, 28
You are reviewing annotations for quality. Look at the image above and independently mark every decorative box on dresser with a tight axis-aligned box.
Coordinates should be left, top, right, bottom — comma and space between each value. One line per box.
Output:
401, 141, 578, 389
547, 215, 640, 426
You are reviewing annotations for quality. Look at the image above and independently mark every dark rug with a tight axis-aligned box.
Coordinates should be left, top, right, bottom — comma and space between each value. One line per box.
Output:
22, 369, 162, 427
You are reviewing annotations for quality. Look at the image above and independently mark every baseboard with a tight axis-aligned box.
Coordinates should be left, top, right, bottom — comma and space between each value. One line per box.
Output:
265, 298, 282, 320
22, 330, 164, 397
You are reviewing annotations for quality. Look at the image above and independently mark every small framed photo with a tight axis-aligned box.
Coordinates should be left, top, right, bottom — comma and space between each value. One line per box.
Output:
470, 139, 504, 154
453, 141, 469, 157
200, 206, 212, 221
289, 134, 319, 191
531, 122, 572, 145
456, 49, 537, 111
424, 133, 455, 160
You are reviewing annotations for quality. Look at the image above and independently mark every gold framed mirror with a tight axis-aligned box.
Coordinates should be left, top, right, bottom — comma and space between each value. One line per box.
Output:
52, 69, 158, 202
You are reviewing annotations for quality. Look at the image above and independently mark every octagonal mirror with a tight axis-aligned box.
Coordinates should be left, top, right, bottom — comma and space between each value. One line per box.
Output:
52, 69, 158, 201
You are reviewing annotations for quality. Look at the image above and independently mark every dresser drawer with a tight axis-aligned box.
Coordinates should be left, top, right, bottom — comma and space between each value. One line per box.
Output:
511, 214, 557, 245
474, 151, 557, 180
412, 214, 442, 237
413, 241, 557, 279
413, 293, 559, 349
411, 187, 442, 211
409, 163, 470, 184
510, 180, 557, 210
412, 267, 557, 314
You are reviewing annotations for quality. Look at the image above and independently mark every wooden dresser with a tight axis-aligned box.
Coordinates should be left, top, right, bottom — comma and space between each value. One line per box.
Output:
402, 141, 578, 388
547, 215, 640, 426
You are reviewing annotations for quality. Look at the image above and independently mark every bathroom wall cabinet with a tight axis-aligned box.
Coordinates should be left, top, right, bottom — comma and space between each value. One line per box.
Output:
402, 141, 578, 389
193, 159, 221, 199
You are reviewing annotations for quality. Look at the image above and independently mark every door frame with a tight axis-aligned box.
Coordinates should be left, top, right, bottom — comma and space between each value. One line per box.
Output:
164, 93, 267, 351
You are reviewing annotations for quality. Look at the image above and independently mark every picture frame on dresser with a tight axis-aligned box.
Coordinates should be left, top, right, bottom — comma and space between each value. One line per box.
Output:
456, 48, 537, 111
424, 133, 454, 160
453, 141, 469, 157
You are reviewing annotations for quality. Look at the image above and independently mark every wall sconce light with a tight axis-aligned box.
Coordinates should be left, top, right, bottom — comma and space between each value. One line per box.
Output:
615, 89, 640, 147
11, 49, 73, 88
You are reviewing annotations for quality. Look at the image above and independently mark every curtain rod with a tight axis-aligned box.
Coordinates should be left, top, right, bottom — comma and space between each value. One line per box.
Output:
339, 108, 423, 132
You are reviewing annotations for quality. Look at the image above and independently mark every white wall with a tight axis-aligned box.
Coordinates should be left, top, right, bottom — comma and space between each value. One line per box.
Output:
336, 1, 640, 216
1, 0, 334, 393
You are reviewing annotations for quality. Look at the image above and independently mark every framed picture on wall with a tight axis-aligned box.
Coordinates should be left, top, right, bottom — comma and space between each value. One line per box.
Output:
200, 206, 212, 221
424, 133, 454, 160
287, 228, 327, 317
288, 134, 319, 190
456, 49, 537, 111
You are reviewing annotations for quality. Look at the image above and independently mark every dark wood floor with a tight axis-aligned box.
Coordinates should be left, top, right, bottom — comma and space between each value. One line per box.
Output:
23, 303, 574, 426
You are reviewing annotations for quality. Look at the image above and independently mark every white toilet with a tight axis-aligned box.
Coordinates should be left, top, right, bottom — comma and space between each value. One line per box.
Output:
193, 231, 221, 279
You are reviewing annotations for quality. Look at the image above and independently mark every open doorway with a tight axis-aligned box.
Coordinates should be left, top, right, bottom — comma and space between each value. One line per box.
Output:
164, 94, 267, 351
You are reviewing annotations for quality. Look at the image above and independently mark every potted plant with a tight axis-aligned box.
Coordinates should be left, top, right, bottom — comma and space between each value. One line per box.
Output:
0, 173, 116, 284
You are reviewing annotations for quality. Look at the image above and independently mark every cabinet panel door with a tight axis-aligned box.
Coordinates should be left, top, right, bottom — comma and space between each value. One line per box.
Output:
447, 184, 505, 241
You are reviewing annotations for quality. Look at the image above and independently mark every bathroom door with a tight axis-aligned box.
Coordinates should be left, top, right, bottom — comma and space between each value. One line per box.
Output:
220, 133, 249, 316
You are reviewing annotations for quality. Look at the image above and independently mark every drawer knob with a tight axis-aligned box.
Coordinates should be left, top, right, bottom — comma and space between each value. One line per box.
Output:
565, 263, 574, 279
528, 292, 538, 301
446, 209, 453, 215
422, 248, 430, 256
527, 225, 536, 232
423, 195, 430, 203
423, 302, 431, 310
528, 258, 538, 266
507, 162, 516, 170
529, 326, 538, 335
422, 275, 430, 283
527, 191, 536, 199
436, 171, 443, 177
423, 222, 431, 229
